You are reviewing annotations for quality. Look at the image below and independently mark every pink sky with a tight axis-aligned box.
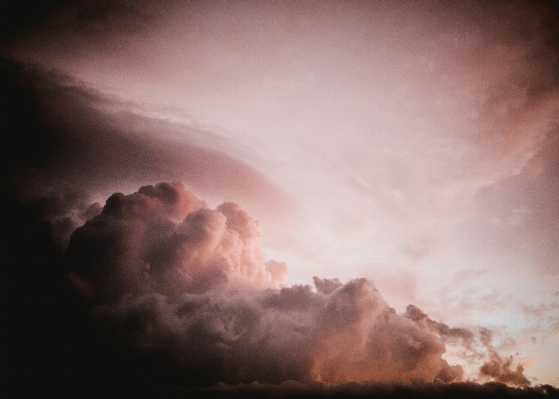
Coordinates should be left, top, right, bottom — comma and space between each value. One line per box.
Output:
3, 0, 559, 386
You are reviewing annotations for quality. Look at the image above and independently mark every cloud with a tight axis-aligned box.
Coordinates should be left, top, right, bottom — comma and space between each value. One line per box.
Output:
479, 352, 531, 388
66, 183, 450, 385
475, 327, 531, 387
405, 304, 475, 347
22, 188, 102, 247
67, 182, 285, 303
63, 182, 534, 389
0, 58, 299, 231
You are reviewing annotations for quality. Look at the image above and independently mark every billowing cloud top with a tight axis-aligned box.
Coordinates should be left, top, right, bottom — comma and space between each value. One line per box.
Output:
67, 182, 287, 303
63, 182, 534, 389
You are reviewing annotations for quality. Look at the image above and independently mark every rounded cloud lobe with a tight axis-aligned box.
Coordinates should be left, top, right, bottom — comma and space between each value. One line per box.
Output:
66, 182, 526, 387
67, 182, 284, 303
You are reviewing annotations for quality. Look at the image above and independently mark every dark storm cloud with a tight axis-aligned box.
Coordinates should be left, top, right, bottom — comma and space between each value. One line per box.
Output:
22, 188, 102, 247
61, 183, 533, 390
66, 183, 451, 385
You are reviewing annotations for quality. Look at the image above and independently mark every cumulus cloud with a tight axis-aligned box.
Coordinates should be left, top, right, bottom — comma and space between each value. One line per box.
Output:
476, 328, 531, 387
479, 352, 531, 388
67, 182, 285, 303
66, 183, 447, 384
64, 183, 532, 389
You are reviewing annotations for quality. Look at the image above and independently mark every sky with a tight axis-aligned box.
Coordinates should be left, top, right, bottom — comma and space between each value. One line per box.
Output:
1, 0, 559, 397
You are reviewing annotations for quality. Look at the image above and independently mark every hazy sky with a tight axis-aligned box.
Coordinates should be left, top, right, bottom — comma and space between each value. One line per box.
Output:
2, 0, 559, 393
